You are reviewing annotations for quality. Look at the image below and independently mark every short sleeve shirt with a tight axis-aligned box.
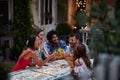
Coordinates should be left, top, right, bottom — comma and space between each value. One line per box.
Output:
46, 40, 67, 53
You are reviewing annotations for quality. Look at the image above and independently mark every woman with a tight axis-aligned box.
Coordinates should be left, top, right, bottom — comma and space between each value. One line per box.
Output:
34, 28, 45, 61
11, 35, 55, 72
35, 28, 44, 41
65, 44, 91, 78
73, 44, 91, 77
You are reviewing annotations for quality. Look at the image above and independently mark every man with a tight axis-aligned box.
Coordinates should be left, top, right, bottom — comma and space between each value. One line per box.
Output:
65, 33, 91, 76
44, 30, 68, 58
67, 33, 90, 58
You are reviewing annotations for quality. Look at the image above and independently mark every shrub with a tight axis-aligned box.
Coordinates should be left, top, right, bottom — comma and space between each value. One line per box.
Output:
56, 23, 72, 35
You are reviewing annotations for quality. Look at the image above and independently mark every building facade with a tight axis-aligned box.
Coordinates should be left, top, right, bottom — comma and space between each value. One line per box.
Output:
0, 0, 116, 56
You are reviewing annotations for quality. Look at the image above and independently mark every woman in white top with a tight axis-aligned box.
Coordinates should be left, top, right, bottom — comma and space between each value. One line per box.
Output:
65, 44, 91, 79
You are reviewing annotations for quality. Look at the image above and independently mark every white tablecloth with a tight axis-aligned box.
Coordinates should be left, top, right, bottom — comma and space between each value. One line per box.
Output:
9, 60, 70, 80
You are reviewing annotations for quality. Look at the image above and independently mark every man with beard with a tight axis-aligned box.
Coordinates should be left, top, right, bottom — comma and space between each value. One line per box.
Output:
67, 33, 90, 58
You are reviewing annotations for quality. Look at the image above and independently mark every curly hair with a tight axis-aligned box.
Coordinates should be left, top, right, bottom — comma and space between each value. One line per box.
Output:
46, 30, 59, 42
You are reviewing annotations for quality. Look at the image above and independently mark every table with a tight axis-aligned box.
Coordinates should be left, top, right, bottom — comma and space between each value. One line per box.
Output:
9, 60, 73, 80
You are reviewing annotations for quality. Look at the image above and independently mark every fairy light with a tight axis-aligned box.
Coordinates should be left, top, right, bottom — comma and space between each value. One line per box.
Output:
76, 0, 86, 11
74, 26, 77, 29
75, 0, 87, 29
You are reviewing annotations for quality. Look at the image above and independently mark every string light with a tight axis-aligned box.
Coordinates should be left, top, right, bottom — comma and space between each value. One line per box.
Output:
74, 26, 77, 29
76, 0, 86, 11
75, 0, 87, 29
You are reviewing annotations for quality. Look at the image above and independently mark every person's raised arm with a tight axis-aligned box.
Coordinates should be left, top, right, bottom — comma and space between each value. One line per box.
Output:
30, 52, 55, 67
65, 57, 74, 68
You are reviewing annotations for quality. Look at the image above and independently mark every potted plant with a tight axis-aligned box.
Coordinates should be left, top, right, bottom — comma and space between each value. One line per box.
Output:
56, 23, 72, 44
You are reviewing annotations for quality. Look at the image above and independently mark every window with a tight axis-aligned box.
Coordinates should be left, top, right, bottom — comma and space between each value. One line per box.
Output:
41, 0, 52, 25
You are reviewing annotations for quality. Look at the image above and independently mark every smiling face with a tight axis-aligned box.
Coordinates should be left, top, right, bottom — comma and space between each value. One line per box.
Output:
51, 34, 58, 44
69, 36, 79, 47
34, 36, 42, 50
38, 31, 44, 42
